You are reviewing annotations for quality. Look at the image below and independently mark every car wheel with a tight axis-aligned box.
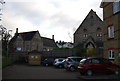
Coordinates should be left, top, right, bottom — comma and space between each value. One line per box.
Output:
115, 70, 119, 75
59, 65, 62, 68
70, 66, 75, 71
45, 64, 48, 66
65, 68, 69, 71
86, 70, 93, 76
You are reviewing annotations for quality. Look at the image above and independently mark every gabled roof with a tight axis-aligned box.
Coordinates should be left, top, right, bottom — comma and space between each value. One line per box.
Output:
10, 30, 58, 48
9, 31, 39, 44
41, 37, 58, 48
18, 31, 38, 40
74, 9, 103, 35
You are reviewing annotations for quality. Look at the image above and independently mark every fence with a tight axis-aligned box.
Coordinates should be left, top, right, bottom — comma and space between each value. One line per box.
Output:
9, 49, 76, 62
9, 48, 103, 62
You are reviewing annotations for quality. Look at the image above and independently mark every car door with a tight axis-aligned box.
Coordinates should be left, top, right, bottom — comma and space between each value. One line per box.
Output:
90, 59, 104, 73
99, 58, 113, 74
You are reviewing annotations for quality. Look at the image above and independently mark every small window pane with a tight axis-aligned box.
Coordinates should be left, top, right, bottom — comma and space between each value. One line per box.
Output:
31, 56, 34, 58
108, 50, 115, 59
35, 56, 38, 58
108, 26, 114, 38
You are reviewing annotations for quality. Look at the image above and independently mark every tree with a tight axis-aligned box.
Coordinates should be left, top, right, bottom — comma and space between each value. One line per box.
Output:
0, 25, 12, 56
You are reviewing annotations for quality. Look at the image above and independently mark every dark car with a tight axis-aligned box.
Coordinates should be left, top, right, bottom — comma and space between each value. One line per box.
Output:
42, 58, 54, 66
64, 56, 83, 71
78, 57, 120, 76
53, 58, 65, 68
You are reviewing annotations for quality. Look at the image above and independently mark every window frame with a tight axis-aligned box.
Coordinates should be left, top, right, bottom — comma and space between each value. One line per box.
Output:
108, 50, 115, 59
108, 26, 114, 39
31, 56, 34, 59
113, 1, 120, 14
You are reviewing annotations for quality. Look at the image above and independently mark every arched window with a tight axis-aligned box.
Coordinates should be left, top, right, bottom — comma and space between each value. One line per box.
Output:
97, 27, 101, 31
86, 42, 95, 48
83, 29, 87, 32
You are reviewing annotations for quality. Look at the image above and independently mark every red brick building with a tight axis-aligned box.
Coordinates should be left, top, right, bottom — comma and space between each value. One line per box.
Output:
101, 1, 120, 65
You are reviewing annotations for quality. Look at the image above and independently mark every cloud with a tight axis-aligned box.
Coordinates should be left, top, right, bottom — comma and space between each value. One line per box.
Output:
2, 0, 103, 42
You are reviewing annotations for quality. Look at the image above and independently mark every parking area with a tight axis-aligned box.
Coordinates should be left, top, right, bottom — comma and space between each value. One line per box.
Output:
2, 64, 80, 79
2, 64, 120, 81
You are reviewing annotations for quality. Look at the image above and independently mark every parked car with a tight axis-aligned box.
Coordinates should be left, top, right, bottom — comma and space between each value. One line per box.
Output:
42, 58, 54, 66
53, 58, 65, 68
64, 56, 83, 71
78, 57, 120, 76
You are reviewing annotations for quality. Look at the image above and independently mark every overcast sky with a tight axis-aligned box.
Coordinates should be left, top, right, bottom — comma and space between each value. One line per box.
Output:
2, 0, 103, 42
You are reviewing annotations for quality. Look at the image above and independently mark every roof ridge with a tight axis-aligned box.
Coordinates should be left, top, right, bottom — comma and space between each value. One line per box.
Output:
18, 31, 38, 34
74, 9, 103, 35
18, 31, 39, 40
41, 36, 53, 40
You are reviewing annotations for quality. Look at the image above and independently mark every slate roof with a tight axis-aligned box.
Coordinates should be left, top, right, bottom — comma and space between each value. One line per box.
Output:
41, 37, 58, 48
10, 30, 58, 48
18, 31, 38, 40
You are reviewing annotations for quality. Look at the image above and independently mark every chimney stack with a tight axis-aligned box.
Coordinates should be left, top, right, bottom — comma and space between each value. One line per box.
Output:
16, 28, 18, 33
52, 35, 54, 40
15, 28, 18, 36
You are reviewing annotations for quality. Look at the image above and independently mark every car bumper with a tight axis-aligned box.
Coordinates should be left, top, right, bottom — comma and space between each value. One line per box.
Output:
77, 66, 86, 73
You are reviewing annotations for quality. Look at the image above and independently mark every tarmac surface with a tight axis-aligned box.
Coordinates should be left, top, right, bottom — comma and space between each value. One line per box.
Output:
2, 64, 120, 81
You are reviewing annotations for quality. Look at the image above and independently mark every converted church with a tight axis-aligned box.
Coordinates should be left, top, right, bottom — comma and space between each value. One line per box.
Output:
74, 9, 103, 55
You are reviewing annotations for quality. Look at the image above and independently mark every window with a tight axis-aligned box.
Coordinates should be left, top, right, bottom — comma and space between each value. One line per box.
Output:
99, 59, 112, 65
97, 28, 101, 31
35, 56, 38, 59
97, 33, 102, 37
16, 47, 21, 51
47, 49, 50, 51
83, 29, 87, 32
113, 1, 120, 14
108, 50, 115, 59
83, 34, 88, 38
68, 58, 72, 62
92, 59, 100, 64
31, 56, 34, 58
108, 26, 114, 38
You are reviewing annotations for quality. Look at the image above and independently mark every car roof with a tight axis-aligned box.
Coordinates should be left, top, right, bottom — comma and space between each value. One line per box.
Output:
67, 56, 83, 58
87, 57, 107, 60
55, 58, 65, 59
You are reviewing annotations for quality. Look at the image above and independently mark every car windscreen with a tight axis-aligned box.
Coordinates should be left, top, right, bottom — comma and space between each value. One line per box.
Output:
80, 59, 87, 63
58, 59, 64, 61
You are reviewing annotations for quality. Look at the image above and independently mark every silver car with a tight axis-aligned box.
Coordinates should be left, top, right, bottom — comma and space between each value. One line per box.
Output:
64, 56, 83, 71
